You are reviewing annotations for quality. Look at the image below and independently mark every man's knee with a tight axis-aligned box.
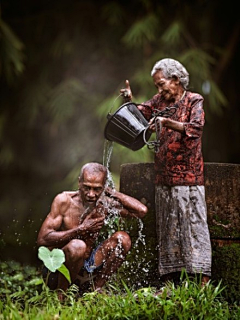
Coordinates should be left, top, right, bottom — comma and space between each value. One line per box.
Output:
112, 231, 131, 252
64, 239, 87, 261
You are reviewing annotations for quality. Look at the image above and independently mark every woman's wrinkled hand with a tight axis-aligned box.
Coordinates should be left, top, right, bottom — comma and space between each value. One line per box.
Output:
149, 116, 166, 132
120, 80, 132, 102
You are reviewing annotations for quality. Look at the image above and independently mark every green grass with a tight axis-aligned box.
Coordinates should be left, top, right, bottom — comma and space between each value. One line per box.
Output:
0, 261, 239, 319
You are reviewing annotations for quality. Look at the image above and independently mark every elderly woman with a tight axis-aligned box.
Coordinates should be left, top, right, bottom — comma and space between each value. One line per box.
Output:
121, 58, 212, 286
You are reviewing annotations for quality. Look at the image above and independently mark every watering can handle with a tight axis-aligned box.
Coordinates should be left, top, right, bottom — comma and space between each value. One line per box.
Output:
143, 117, 161, 153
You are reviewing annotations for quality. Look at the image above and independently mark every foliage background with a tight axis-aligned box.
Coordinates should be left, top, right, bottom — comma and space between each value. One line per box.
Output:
0, 0, 239, 264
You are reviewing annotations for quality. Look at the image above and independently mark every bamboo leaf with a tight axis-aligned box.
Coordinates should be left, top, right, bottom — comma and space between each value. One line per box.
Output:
161, 21, 183, 45
102, 2, 124, 26
122, 14, 159, 47
0, 18, 25, 83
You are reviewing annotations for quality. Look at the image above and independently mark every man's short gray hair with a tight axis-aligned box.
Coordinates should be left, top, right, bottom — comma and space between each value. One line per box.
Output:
79, 162, 107, 184
151, 58, 189, 90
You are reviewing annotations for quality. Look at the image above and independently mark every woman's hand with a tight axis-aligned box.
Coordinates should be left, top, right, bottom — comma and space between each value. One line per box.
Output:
120, 80, 132, 102
149, 117, 166, 132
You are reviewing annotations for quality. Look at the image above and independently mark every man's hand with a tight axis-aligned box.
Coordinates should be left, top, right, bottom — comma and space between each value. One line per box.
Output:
81, 214, 105, 234
120, 80, 132, 102
104, 186, 116, 198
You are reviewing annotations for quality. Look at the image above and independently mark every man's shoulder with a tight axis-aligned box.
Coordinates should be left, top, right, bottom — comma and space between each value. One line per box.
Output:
54, 191, 78, 204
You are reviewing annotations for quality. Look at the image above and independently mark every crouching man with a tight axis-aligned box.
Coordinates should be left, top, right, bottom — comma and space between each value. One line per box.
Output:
37, 162, 148, 300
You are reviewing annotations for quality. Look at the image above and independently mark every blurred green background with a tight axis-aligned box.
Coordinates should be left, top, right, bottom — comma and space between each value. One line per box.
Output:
0, 0, 239, 265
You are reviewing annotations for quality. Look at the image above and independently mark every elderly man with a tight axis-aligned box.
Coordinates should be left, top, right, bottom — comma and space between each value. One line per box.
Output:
37, 162, 147, 300
121, 58, 212, 286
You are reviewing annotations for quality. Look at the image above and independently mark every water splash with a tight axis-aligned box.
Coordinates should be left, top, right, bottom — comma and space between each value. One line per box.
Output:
103, 139, 114, 169
102, 138, 149, 287
103, 137, 147, 248
134, 218, 146, 247
103, 139, 115, 189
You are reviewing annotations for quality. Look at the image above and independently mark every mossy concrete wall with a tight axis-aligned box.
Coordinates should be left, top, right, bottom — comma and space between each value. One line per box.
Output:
119, 162, 240, 302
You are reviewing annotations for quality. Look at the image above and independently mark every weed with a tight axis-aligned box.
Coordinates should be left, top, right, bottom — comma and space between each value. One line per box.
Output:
0, 261, 239, 319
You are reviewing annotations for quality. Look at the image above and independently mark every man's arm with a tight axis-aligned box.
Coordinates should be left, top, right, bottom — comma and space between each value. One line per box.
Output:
37, 193, 104, 248
104, 187, 148, 219
37, 193, 78, 248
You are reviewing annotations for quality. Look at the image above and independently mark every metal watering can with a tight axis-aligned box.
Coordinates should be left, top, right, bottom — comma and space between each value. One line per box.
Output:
104, 102, 151, 151
104, 100, 178, 152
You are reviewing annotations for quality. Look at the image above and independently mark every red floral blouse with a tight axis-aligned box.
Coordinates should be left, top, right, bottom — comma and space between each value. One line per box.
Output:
140, 91, 205, 186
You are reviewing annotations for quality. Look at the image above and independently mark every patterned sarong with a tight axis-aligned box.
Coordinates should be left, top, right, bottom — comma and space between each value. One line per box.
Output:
155, 185, 211, 276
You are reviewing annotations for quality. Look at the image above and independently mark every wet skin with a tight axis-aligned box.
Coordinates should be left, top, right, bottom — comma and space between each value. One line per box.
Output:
37, 164, 147, 299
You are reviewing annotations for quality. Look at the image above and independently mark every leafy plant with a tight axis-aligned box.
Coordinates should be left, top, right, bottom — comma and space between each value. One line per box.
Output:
0, 260, 42, 304
38, 246, 71, 284
0, 261, 240, 319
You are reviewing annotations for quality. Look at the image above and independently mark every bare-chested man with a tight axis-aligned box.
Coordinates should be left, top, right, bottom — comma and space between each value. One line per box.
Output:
37, 162, 148, 300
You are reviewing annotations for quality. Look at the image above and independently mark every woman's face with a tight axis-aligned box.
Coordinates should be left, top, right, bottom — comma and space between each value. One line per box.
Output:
153, 70, 180, 102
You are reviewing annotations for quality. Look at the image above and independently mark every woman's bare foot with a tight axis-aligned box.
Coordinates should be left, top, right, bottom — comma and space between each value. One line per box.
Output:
201, 276, 209, 287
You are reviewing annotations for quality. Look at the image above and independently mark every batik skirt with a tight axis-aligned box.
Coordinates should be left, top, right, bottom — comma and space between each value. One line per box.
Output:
155, 185, 212, 277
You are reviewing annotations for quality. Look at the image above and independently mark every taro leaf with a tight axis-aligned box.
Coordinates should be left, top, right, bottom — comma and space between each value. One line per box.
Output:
38, 246, 65, 272
58, 264, 71, 284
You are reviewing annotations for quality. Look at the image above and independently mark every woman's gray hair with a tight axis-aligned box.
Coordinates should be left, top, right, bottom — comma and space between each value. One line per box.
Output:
151, 58, 189, 90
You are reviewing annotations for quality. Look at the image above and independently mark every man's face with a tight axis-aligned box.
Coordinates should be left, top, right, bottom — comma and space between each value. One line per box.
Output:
79, 171, 105, 207
153, 70, 179, 102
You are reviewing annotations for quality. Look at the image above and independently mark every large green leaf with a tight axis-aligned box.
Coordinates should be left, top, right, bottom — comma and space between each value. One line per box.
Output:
38, 246, 65, 272
58, 264, 71, 284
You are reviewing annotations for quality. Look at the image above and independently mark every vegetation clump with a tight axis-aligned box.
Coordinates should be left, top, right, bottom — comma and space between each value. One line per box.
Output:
0, 260, 239, 319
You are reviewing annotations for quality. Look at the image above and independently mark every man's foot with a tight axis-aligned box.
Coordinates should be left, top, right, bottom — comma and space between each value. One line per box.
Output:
57, 290, 66, 302
94, 287, 104, 294
154, 287, 171, 298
